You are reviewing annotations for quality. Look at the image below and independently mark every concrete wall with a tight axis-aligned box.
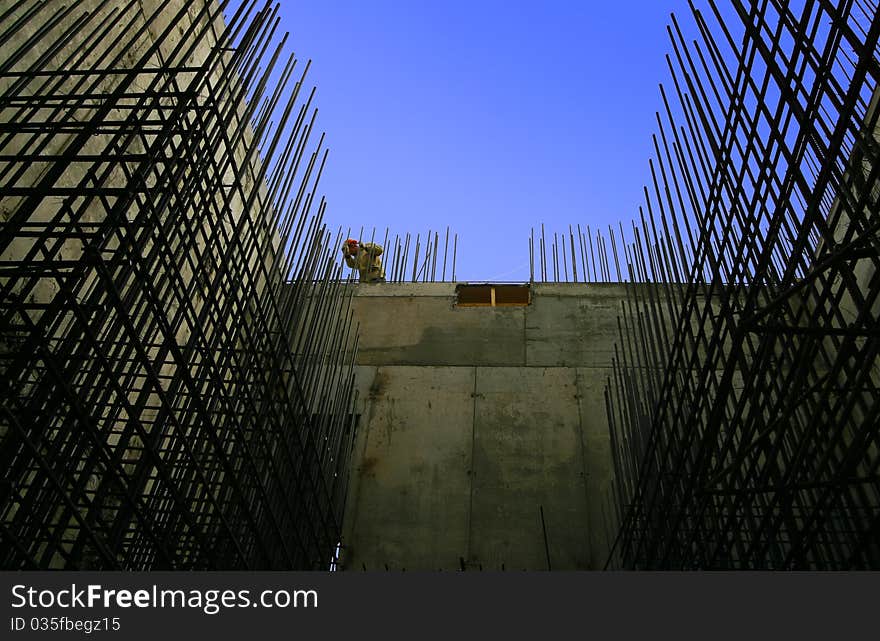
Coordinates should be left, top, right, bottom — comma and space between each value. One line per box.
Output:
341, 283, 635, 570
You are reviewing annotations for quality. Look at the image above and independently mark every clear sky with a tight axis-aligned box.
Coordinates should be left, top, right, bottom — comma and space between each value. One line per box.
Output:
227, 1, 741, 282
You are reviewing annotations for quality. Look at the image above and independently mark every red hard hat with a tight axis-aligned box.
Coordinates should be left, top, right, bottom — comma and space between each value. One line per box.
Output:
345, 238, 359, 247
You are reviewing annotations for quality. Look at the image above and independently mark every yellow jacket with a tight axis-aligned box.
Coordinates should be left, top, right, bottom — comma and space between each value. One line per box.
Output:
343, 242, 385, 282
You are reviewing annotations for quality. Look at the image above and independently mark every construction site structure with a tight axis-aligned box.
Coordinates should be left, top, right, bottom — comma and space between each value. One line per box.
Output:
2, 0, 878, 570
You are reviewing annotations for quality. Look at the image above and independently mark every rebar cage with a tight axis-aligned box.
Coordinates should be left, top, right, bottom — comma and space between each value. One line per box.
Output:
1, 0, 360, 569
604, 0, 880, 569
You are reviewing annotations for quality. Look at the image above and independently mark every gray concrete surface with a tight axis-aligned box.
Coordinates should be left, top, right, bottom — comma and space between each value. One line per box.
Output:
469, 366, 589, 570
345, 366, 474, 569
341, 283, 628, 570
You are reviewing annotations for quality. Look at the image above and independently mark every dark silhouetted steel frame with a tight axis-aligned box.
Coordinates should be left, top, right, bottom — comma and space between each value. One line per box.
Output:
602, 0, 879, 569
1, 0, 359, 569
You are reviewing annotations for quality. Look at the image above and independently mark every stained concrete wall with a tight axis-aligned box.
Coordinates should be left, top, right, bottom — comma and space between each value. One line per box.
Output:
341, 283, 636, 570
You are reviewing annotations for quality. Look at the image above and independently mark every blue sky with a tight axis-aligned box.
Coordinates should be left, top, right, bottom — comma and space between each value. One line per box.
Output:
229, 1, 742, 281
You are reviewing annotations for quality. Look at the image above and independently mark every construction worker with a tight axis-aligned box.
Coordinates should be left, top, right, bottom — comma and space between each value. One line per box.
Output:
342, 238, 386, 283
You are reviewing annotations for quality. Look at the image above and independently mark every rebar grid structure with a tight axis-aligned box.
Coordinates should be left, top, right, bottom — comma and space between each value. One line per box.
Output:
604, 0, 880, 569
0, 0, 359, 569
529, 223, 641, 283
